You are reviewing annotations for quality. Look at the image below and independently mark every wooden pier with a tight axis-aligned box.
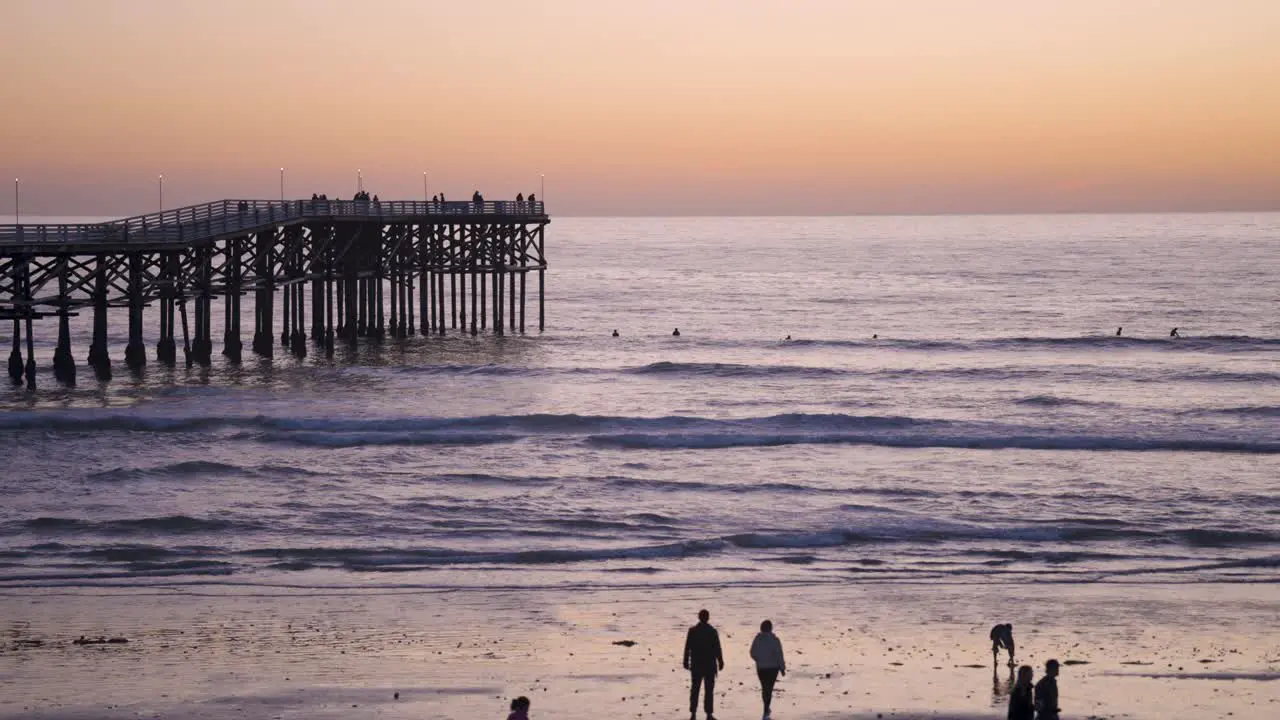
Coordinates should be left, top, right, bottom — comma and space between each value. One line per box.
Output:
0, 198, 548, 387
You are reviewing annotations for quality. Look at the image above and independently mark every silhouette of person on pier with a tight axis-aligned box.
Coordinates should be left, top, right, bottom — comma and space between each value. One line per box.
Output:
683, 609, 723, 720
672, 328, 681, 337
517, 192, 524, 203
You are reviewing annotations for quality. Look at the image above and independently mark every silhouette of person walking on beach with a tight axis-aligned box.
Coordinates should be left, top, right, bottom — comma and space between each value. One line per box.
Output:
506, 696, 530, 720
750, 619, 786, 718
1007, 665, 1035, 720
683, 609, 724, 720
1034, 659, 1060, 720
990, 623, 1015, 665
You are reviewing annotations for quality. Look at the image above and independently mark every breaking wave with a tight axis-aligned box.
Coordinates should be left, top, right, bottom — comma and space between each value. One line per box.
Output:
2, 409, 1275, 454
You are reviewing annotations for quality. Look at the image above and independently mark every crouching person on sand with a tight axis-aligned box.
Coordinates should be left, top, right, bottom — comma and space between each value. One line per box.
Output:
750, 619, 786, 718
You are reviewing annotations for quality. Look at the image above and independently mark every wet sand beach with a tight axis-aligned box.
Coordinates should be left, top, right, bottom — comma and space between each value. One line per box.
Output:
3, 581, 1276, 720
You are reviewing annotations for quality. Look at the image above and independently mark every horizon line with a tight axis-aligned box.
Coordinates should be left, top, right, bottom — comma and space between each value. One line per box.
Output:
9, 207, 1280, 223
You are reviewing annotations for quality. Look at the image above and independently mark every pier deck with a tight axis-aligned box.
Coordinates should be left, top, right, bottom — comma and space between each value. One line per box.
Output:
0, 199, 549, 387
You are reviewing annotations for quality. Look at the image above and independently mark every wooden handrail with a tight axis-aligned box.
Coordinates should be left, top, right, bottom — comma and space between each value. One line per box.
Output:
0, 199, 547, 247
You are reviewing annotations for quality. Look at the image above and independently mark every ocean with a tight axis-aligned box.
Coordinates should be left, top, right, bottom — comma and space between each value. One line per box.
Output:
2, 212, 1278, 593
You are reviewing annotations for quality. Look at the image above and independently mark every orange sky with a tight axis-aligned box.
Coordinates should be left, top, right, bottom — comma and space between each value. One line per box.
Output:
2, 0, 1278, 216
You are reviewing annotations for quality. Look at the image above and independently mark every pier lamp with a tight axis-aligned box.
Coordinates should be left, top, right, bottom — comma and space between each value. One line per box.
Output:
423, 171, 428, 201
280, 168, 285, 202
159, 174, 164, 212
540, 174, 545, 202
13, 178, 18, 225
357, 169, 363, 194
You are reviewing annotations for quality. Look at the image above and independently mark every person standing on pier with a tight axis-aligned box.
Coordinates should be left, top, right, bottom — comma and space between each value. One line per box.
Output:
683, 609, 724, 720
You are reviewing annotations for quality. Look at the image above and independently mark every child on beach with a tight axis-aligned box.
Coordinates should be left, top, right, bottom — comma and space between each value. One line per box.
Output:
1007, 665, 1034, 720
507, 696, 530, 720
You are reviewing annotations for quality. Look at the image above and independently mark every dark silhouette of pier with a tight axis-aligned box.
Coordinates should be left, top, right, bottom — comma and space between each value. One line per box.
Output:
0, 198, 548, 387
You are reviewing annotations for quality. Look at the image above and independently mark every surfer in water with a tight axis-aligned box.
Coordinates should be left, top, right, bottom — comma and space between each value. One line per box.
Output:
1170, 327, 1179, 337
612, 329, 619, 337
990, 623, 1015, 666
1116, 327, 1123, 336
672, 328, 681, 337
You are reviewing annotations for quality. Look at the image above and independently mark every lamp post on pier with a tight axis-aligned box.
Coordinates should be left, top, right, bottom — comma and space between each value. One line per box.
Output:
13, 178, 18, 225
280, 167, 285, 202
423, 171, 428, 201
540, 173, 545, 202
159, 174, 164, 212
357, 169, 363, 195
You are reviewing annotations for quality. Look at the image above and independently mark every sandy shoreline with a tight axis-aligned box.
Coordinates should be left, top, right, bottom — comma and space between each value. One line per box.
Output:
2, 581, 1277, 720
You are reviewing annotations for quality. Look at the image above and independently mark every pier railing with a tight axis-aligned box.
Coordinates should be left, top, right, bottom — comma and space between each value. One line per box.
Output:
0, 199, 547, 247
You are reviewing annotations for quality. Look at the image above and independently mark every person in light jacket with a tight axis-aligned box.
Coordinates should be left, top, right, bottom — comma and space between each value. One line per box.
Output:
749, 619, 786, 718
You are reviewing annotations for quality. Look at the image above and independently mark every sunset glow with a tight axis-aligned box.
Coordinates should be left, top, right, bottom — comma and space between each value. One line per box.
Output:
2, 0, 1278, 215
